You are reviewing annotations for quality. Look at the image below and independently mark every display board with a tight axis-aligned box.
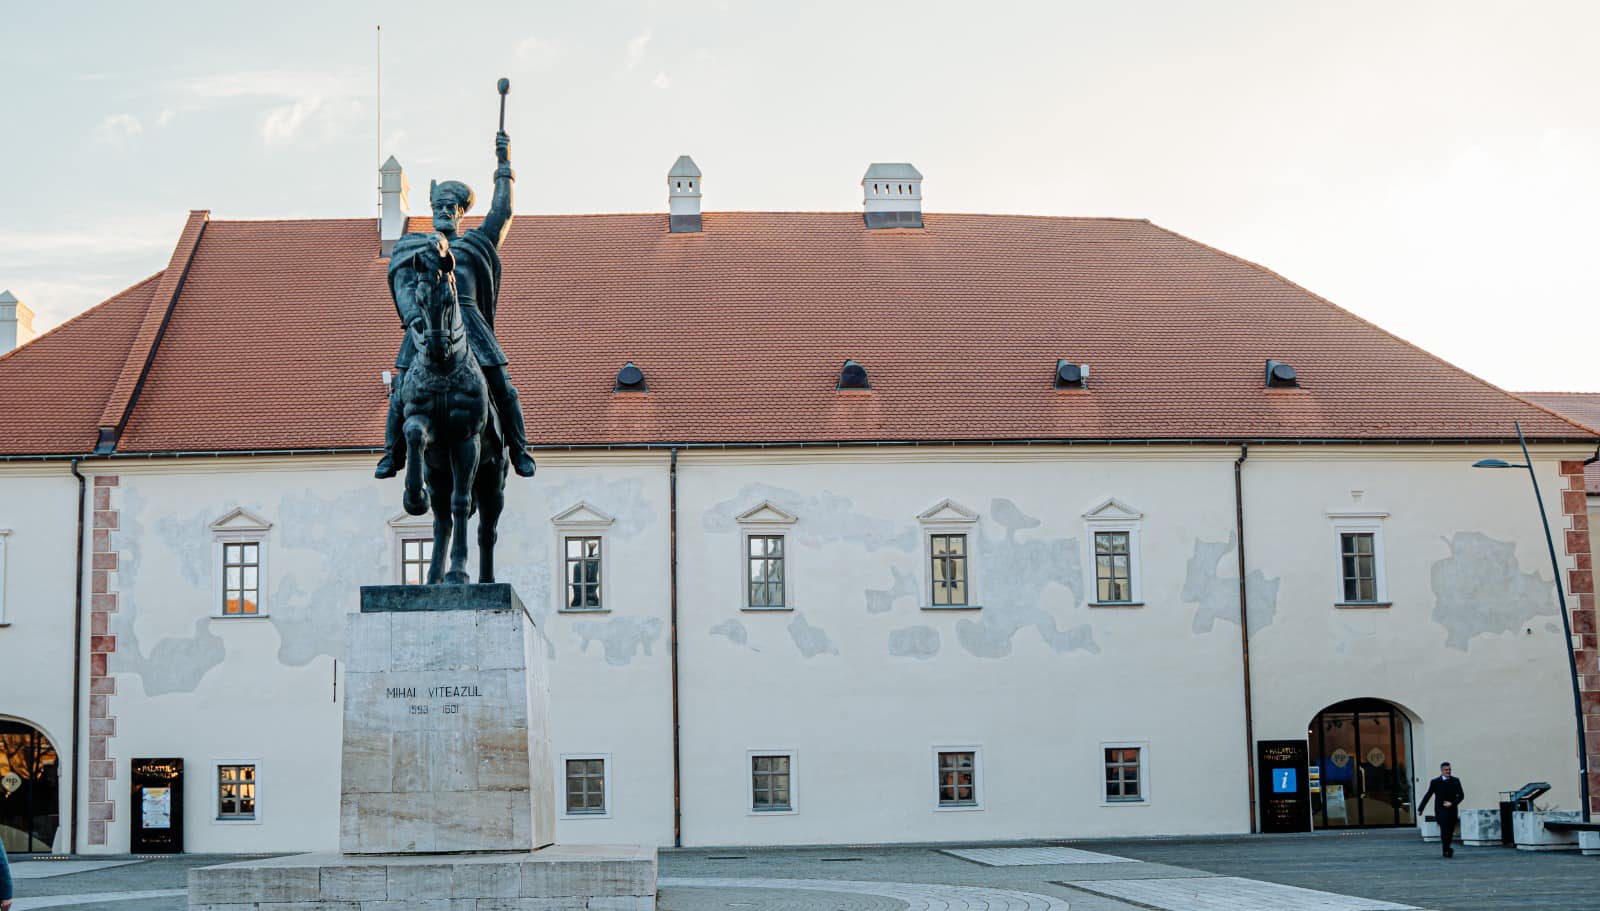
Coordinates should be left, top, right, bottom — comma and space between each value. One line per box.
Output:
1256, 739, 1310, 833
130, 758, 183, 853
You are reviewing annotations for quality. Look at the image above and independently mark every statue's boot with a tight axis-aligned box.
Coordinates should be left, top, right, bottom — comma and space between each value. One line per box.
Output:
375, 377, 406, 479
494, 386, 538, 478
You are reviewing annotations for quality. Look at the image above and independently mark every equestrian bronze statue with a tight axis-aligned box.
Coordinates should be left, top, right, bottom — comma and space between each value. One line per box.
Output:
377, 78, 533, 584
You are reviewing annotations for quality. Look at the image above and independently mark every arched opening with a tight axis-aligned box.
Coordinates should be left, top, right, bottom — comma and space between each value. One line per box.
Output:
1309, 698, 1415, 829
0, 718, 61, 852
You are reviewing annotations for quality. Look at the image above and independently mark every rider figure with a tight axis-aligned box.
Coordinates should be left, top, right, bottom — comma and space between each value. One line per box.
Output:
376, 129, 537, 479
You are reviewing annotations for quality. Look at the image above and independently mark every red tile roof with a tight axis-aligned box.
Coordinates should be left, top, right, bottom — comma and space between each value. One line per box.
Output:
2, 212, 1593, 456
1518, 393, 1600, 492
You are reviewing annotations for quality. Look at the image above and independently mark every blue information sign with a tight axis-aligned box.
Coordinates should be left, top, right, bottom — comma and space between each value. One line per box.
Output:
1273, 768, 1297, 794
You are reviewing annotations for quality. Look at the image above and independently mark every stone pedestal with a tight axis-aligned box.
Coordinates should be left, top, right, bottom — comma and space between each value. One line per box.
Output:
1458, 809, 1502, 847
341, 584, 553, 853
1580, 830, 1600, 856
189, 584, 655, 911
1513, 809, 1582, 850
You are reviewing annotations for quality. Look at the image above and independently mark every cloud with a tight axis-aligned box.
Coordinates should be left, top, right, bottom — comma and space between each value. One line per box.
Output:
94, 113, 142, 147
516, 35, 563, 69
625, 29, 652, 70
156, 108, 176, 126
652, 71, 672, 90
167, 68, 367, 148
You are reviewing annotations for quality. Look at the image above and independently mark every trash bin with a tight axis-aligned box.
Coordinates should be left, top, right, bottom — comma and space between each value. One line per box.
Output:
1498, 782, 1552, 846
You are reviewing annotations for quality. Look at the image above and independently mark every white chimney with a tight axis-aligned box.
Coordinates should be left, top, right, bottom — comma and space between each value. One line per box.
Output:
668, 155, 702, 233
379, 155, 410, 256
0, 290, 35, 354
862, 163, 923, 229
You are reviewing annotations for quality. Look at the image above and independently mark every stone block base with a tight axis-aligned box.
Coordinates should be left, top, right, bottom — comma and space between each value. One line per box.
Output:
1513, 810, 1582, 851
189, 846, 656, 911
1581, 830, 1600, 856
1459, 808, 1502, 846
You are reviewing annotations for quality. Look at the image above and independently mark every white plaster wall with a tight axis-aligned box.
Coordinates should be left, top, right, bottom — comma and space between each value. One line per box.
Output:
0, 468, 80, 853
1, 442, 1586, 853
1245, 451, 1584, 815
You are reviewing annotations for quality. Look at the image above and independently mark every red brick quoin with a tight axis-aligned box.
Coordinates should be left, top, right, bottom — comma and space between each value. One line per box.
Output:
87, 475, 119, 846
1559, 459, 1600, 815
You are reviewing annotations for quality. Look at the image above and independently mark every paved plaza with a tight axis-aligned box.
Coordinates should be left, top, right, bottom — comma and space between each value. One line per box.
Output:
6, 830, 1597, 911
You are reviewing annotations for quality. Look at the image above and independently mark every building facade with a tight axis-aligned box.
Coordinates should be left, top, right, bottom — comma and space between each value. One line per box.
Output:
1, 165, 1597, 853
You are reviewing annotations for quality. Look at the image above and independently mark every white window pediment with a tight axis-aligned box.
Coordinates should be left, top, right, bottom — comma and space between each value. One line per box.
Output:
552, 501, 617, 530
387, 512, 431, 532
1082, 497, 1143, 523
917, 499, 978, 526
736, 501, 798, 527
209, 507, 272, 535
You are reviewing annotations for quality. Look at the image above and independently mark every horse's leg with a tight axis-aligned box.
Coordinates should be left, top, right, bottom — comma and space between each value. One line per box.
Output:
476, 459, 505, 583
425, 459, 451, 585
444, 436, 480, 585
402, 415, 431, 517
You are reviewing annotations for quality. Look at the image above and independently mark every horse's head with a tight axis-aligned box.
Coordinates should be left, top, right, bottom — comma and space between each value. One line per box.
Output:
410, 233, 460, 366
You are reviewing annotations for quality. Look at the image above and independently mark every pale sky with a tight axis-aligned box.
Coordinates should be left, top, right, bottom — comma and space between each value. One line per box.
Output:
4, 1, 1598, 391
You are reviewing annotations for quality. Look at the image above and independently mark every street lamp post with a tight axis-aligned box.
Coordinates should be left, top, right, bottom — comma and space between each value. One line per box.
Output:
1472, 419, 1591, 822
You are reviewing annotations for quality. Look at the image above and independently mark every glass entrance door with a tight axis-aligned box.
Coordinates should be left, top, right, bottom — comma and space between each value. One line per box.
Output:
0, 719, 61, 852
1310, 699, 1414, 829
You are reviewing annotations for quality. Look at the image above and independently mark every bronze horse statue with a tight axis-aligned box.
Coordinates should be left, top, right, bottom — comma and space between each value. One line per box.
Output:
398, 233, 508, 584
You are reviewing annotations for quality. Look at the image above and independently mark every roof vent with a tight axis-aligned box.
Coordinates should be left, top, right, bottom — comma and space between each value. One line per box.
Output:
615, 361, 648, 392
668, 155, 702, 234
379, 156, 410, 256
1265, 359, 1298, 388
1054, 360, 1088, 388
837, 359, 871, 390
861, 163, 923, 229
0, 290, 35, 354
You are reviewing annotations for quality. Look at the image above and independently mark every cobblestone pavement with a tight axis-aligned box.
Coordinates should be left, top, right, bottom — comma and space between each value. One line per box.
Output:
5, 830, 1596, 911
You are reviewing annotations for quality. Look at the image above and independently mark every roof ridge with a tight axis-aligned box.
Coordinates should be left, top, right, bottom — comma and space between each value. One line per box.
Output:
1142, 220, 1600, 441
0, 272, 165, 368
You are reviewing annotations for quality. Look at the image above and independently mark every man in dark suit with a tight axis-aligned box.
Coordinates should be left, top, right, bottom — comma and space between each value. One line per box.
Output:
1418, 761, 1465, 857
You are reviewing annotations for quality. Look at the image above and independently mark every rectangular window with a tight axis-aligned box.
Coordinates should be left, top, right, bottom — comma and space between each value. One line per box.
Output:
751, 754, 792, 811
1105, 747, 1141, 802
937, 750, 976, 806
930, 534, 968, 606
222, 543, 260, 615
564, 757, 606, 815
1095, 531, 1132, 603
1341, 533, 1377, 603
747, 535, 786, 608
218, 764, 256, 819
401, 538, 433, 586
564, 536, 603, 610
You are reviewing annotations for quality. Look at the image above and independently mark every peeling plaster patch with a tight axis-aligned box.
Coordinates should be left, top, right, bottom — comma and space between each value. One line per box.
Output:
573, 616, 663, 665
787, 612, 840, 657
710, 618, 757, 651
704, 484, 917, 552
1545, 622, 1560, 634
888, 625, 940, 659
1329, 610, 1378, 656
990, 498, 1042, 538
109, 489, 229, 695
953, 530, 1097, 658
1431, 531, 1555, 651
481, 490, 556, 658
542, 477, 656, 540
155, 507, 218, 590
1183, 535, 1280, 636
273, 487, 389, 665
865, 565, 918, 614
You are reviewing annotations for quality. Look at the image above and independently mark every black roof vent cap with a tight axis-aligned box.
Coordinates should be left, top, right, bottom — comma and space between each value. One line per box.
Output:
1265, 359, 1298, 388
615, 361, 648, 392
1054, 360, 1088, 388
837, 359, 871, 390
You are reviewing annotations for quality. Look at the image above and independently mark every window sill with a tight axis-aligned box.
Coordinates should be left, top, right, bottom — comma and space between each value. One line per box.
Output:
1088, 601, 1145, 609
741, 606, 793, 613
213, 817, 262, 825
557, 608, 611, 615
212, 614, 270, 621
747, 807, 798, 816
934, 803, 984, 812
561, 811, 611, 820
1334, 601, 1393, 610
921, 604, 983, 612
1102, 799, 1150, 807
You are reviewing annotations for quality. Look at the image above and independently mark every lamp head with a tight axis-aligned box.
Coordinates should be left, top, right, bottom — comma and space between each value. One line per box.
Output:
1473, 458, 1516, 469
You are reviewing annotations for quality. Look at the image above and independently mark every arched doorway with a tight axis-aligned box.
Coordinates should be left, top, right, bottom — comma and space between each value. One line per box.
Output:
0, 719, 61, 852
1309, 699, 1414, 829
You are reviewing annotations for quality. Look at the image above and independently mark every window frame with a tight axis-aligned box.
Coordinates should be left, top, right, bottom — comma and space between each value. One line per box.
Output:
213, 759, 262, 825
399, 536, 434, 586
551, 502, 616, 614
736, 502, 798, 611
931, 745, 984, 811
559, 752, 612, 819
1082, 498, 1144, 607
746, 749, 799, 815
918, 500, 981, 610
209, 508, 271, 619
1100, 741, 1149, 806
1328, 512, 1390, 607
388, 512, 434, 584
562, 535, 605, 611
